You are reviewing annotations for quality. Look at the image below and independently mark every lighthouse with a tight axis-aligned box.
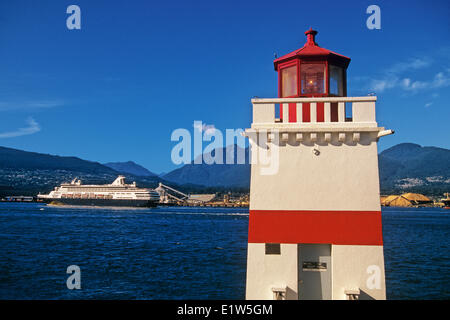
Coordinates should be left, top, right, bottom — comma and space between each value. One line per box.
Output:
245, 29, 393, 300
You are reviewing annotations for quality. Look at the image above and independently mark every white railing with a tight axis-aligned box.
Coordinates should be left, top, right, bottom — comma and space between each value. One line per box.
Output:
251, 96, 377, 129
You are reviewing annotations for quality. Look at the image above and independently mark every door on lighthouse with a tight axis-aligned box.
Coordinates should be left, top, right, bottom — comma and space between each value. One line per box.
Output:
298, 244, 332, 300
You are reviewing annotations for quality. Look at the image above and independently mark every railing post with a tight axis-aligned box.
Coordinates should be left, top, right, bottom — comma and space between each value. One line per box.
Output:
310, 102, 317, 123
282, 103, 289, 123
296, 103, 303, 123
352, 101, 376, 123
338, 102, 345, 123
253, 103, 275, 124
324, 102, 331, 122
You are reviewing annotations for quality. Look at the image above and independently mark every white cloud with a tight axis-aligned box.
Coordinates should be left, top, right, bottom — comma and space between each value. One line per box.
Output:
425, 102, 433, 108
358, 54, 450, 95
0, 100, 64, 111
399, 71, 450, 92
366, 66, 450, 94
0, 117, 41, 138
386, 58, 432, 74
369, 78, 399, 92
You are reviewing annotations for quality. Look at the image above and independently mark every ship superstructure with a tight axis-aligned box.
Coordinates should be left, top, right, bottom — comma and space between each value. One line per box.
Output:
38, 176, 160, 207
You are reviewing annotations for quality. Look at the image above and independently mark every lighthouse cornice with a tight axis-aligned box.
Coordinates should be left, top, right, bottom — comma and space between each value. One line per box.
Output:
246, 126, 385, 132
251, 96, 377, 104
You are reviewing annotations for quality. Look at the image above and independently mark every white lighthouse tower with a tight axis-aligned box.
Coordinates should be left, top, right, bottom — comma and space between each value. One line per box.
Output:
245, 29, 393, 300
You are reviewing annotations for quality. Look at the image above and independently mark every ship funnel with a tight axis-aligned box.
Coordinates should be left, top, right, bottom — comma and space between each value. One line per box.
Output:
111, 175, 126, 186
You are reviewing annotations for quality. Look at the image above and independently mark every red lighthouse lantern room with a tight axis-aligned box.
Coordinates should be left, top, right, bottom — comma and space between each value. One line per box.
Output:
274, 28, 351, 98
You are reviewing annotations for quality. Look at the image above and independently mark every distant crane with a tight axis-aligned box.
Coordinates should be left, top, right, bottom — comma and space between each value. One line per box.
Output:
155, 183, 189, 203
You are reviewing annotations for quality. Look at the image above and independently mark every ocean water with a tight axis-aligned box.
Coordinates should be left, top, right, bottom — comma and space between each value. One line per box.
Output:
0, 203, 448, 299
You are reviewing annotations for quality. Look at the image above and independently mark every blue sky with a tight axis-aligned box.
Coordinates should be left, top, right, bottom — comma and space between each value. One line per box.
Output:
0, 0, 449, 173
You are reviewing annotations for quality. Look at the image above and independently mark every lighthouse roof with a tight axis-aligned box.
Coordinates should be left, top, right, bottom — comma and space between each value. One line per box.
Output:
274, 28, 351, 70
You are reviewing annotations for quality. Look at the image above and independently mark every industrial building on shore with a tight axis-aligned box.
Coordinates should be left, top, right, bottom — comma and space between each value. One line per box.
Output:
381, 193, 434, 207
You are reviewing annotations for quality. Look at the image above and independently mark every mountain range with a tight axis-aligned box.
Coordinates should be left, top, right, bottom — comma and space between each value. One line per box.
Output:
0, 146, 162, 196
378, 143, 450, 194
161, 143, 450, 195
161, 145, 250, 188
103, 161, 157, 177
0, 143, 449, 196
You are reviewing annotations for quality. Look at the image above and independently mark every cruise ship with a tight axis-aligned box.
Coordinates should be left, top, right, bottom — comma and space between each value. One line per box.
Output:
37, 176, 160, 207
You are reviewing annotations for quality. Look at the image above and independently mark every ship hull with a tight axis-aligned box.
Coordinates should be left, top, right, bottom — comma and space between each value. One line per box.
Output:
40, 198, 158, 208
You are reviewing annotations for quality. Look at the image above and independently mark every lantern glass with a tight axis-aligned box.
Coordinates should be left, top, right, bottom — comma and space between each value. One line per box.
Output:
301, 64, 325, 95
329, 65, 344, 96
281, 65, 297, 97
